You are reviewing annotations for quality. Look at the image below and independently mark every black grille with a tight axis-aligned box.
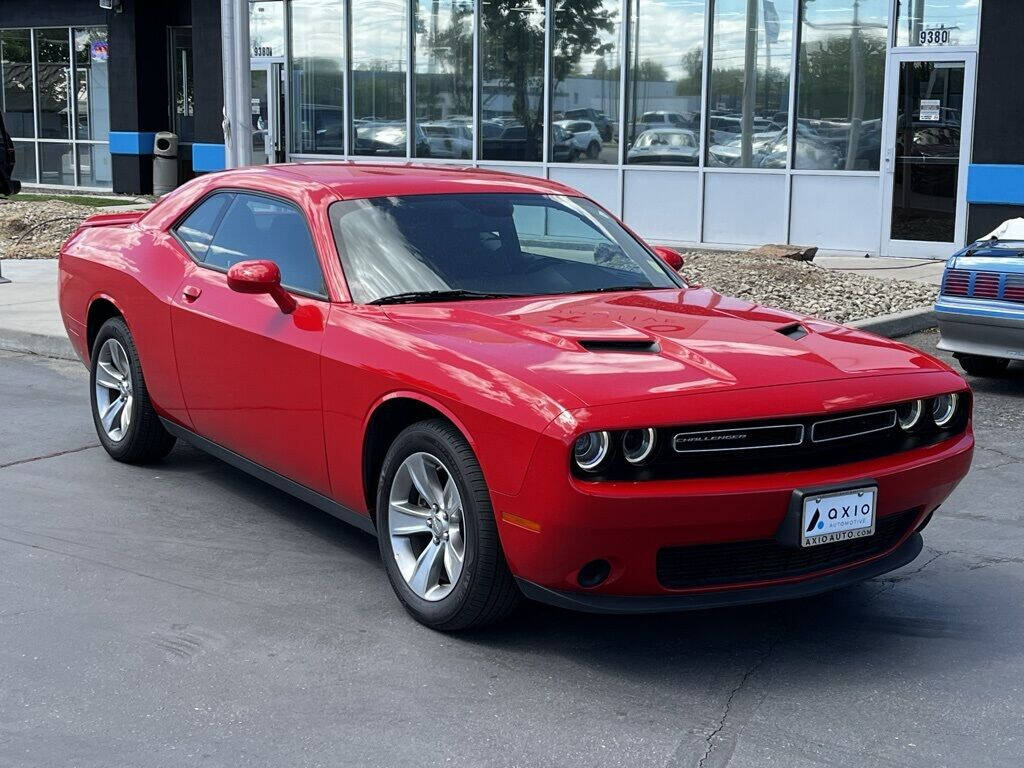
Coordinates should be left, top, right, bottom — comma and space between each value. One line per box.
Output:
577, 395, 971, 481
656, 509, 919, 589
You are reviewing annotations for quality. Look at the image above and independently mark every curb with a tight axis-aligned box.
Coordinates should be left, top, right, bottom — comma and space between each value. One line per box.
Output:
849, 306, 936, 338
0, 327, 76, 360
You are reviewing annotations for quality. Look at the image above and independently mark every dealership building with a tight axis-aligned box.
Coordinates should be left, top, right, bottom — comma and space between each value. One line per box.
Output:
1, 0, 1021, 257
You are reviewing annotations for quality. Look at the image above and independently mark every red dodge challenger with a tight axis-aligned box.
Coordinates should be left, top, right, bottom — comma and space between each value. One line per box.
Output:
58, 164, 973, 629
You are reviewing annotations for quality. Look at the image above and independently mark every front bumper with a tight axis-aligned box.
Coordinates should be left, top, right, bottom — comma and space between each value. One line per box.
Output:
517, 532, 923, 613
492, 427, 973, 604
935, 299, 1024, 360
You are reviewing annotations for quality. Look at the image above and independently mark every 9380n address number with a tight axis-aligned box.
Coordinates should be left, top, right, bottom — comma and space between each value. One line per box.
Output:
919, 27, 951, 46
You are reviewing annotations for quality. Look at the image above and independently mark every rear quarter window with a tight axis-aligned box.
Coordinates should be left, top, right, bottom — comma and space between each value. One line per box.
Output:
174, 193, 233, 261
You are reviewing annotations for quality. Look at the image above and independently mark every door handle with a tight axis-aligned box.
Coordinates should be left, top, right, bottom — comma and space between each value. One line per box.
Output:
182, 285, 202, 302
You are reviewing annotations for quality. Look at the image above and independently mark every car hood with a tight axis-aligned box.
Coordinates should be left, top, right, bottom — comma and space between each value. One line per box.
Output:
383, 288, 948, 409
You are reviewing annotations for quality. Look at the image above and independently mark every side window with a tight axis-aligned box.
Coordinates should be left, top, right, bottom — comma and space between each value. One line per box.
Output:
174, 193, 232, 261
205, 193, 326, 297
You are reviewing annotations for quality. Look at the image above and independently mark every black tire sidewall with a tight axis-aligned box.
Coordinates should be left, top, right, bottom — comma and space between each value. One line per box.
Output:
376, 423, 486, 627
89, 318, 142, 459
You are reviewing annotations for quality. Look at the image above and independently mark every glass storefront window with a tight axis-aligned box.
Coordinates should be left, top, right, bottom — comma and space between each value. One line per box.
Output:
895, 0, 978, 48
77, 142, 112, 187
479, 0, 545, 162
794, 0, 887, 171
12, 140, 36, 184
35, 28, 71, 140
74, 27, 110, 141
38, 141, 74, 185
169, 27, 194, 143
1, 29, 34, 138
706, 0, 793, 168
351, 0, 409, 157
550, 0, 621, 163
413, 0, 474, 159
250, 1, 286, 57
289, 0, 345, 154
624, 0, 704, 166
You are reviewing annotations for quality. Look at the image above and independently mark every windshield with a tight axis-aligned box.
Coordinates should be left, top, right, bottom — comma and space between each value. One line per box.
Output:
329, 193, 682, 304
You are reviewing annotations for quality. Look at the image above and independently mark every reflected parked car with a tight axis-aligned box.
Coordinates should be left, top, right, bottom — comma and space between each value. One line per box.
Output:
554, 120, 603, 160
563, 107, 612, 142
626, 128, 698, 165
481, 121, 541, 161
756, 124, 841, 170
551, 124, 578, 162
353, 121, 431, 157
421, 122, 472, 159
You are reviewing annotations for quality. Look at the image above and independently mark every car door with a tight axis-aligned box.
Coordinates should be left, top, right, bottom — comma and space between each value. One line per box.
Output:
169, 190, 331, 494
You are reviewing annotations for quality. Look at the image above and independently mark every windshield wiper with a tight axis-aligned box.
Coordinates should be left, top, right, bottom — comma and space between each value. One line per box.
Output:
368, 289, 526, 305
561, 285, 653, 295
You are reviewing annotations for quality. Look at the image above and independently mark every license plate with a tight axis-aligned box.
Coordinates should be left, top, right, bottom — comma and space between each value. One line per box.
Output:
801, 487, 876, 548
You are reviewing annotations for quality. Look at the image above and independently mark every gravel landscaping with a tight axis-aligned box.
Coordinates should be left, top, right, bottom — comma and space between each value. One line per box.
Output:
0, 199, 104, 260
678, 248, 938, 324
0, 198, 937, 323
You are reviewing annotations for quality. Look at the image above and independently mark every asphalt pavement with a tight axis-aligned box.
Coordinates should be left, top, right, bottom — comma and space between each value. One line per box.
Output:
1, 330, 1023, 768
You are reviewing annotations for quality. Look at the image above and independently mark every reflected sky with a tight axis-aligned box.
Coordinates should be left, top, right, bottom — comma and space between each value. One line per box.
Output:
895, 0, 979, 46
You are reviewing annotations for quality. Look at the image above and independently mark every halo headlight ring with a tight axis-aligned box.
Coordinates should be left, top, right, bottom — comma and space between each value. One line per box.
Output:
574, 431, 611, 472
931, 393, 959, 428
622, 428, 657, 465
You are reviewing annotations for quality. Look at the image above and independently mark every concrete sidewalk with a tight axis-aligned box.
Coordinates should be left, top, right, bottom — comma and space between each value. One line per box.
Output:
0, 256, 941, 361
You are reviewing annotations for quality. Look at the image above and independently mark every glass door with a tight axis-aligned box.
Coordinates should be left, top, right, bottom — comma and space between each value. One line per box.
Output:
881, 52, 975, 257
249, 62, 285, 164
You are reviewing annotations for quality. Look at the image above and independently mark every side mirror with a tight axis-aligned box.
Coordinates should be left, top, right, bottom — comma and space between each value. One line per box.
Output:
653, 246, 684, 271
226, 260, 297, 313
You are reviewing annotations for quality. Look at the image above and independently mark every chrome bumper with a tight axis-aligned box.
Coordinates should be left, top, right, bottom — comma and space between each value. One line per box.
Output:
935, 299, 1024, 360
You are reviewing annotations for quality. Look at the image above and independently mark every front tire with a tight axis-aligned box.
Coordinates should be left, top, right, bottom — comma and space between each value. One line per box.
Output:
587, 141, 601, 159
955, 353, 1010, 377
376, 419, 520, 630
90, 317, 176, 463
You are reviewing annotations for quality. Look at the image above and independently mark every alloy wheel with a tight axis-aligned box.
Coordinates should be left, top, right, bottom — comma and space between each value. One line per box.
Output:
388, 451, 466, 601
94, 338, 134, 442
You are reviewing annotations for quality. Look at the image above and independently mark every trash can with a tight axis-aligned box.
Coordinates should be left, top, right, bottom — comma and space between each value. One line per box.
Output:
152, 132, 179, 196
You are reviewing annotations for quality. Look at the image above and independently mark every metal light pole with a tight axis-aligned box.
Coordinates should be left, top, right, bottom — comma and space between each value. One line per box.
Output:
221, 0, 252, 168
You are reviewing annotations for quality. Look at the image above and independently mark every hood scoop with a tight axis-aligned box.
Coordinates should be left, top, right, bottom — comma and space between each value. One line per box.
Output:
578, 339, 661, 354
775, 322, 808, 341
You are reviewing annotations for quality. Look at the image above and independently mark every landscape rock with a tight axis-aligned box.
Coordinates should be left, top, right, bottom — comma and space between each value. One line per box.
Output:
748, 243, 818, 261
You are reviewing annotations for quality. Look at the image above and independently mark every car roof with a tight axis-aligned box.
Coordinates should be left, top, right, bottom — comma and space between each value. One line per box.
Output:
214, 163, 581, 200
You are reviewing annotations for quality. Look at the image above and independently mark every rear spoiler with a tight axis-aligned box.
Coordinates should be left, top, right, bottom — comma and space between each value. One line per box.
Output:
78, 210, 147, 229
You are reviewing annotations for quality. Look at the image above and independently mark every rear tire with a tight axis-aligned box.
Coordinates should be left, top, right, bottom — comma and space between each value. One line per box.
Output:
376, 419, 520, 630
955, 353, 1010, 377
587, 141, 601, 159
90, 317, 176, 463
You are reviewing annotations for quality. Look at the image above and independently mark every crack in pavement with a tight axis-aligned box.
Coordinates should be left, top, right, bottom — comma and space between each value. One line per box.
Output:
695, 636, 780, 768
866, 548, 949, 602
0, 443, 99, 470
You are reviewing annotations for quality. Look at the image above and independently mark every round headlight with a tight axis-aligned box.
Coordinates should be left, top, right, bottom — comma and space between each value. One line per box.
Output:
932, 393, 959, 427
622, 428, 657, 465
574, 431, 610, 472
896, 399, 924, 431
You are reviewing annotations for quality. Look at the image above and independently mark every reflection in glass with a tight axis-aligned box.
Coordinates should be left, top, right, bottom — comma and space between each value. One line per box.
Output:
12, 141, 36, 184
479, 0, 545, 162
1, 29, 34, 138
35, 29, 72, 139
794, 0, 886, 170
414, 0, 474, 158
74, 27, 110, 141
351, 0, 411, 157
39, 141, 74, 186
250, 0, 286, 56
289, 0, 344, 154
77, 143, 112, 187
550, 0, 620, 163
706, 0, 793, 168
624, 0, 704, 166
896, 0, 978, 47
890, 61, 964, 243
